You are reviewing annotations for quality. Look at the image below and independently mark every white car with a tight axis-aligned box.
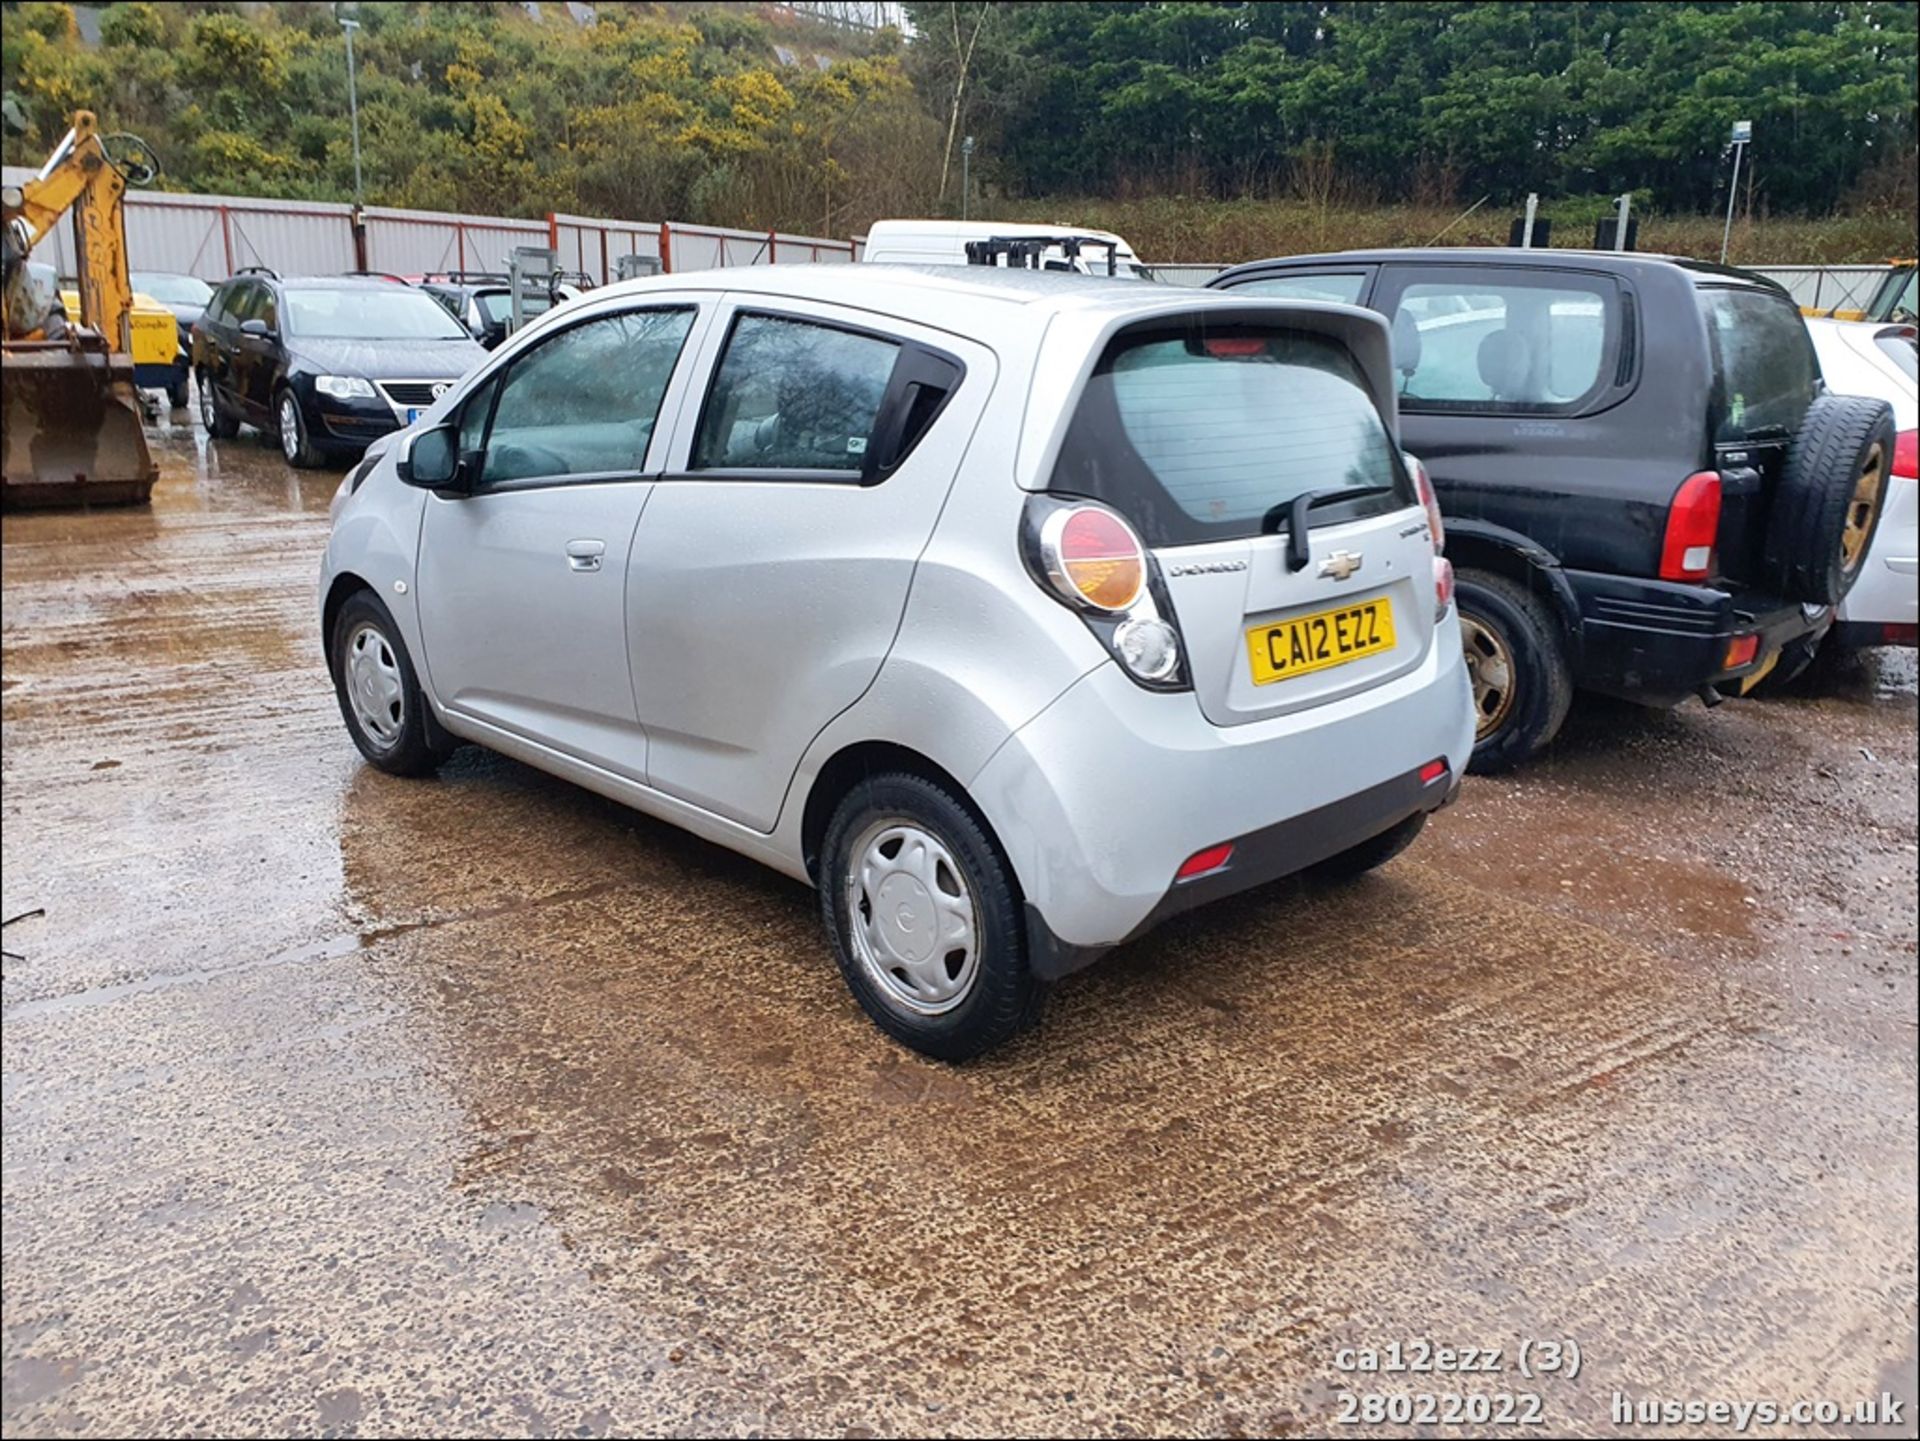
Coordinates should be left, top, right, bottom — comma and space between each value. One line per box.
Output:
1806, 317, 1917, 648
320, 266, 1473, 1058
861, 219, 1151, 278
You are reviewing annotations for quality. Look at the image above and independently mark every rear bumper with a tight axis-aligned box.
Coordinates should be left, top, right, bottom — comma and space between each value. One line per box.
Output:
1568, 569, 1826, 706
968, 620, 1474, 978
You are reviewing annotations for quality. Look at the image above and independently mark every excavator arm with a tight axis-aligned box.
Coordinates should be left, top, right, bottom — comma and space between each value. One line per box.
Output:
3, 111, 133, 349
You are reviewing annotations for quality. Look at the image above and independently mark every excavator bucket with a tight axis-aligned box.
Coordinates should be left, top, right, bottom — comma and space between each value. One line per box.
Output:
2, 336, 157, 509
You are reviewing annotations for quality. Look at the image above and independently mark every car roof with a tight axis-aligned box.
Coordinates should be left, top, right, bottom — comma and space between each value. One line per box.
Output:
1216, 246, 1785, 291
589, 263, 1215, 323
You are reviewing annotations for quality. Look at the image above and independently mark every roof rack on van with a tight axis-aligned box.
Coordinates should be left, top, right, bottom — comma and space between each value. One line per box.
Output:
232, 264, 279, 279
342, 269, 409, 283
420, 270, 510, 285
963, 233, 1120, 277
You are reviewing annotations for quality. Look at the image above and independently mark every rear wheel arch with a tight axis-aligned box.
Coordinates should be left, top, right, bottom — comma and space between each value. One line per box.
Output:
800, 741, 1013, 892
1444, 526, 1582, 648
322, 573, 374, 659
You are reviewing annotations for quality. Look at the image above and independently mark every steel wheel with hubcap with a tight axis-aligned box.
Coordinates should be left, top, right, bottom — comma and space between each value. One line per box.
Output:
344, 621, 405, 750
328, 589, 449, 776
845, 818, 980, 1016
819, 771, 1044, 1060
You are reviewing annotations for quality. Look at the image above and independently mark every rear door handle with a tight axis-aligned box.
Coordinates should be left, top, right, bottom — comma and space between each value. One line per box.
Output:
565, 539, 605, 572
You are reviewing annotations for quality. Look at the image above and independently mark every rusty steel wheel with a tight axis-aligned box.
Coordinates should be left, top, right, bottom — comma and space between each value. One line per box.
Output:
1840, 441, 1885, 572
1461, 612, 1517, 741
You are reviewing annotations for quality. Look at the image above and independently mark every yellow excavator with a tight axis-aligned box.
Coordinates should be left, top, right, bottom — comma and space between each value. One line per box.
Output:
2, 110, 160, 508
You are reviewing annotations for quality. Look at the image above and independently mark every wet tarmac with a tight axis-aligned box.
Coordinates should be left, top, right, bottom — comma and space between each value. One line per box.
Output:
4, 421, 1916, 1437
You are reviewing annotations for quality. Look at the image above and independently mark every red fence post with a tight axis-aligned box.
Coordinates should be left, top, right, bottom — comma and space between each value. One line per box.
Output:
547, 211, 560, 253
220, 205, 234, 274
768, 230, 777, 264
660, 221, 672, 274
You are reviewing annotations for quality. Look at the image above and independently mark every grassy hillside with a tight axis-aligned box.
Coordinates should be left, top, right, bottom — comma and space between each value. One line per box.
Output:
983, 196, 1919, 268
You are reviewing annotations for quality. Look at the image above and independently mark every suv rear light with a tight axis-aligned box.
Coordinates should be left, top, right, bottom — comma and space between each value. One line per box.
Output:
1660, 470, 1722, 581
1433, 555, 1455, 619
1723, 634, 1760, 669
1894, 429, 1917, 480
1023, 497, 1190, 691
1407, 452, 1445, 553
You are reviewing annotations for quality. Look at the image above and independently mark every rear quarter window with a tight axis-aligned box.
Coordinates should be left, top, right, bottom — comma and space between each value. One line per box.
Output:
1379, 271, 1618, 413
1049, 321, 1407, 546
1698, 287, 1820, 442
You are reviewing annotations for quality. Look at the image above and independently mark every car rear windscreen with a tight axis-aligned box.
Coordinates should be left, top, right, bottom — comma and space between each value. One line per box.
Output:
1049, 322, 1407, 546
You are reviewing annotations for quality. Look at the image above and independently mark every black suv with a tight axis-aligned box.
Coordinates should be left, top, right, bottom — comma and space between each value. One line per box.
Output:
190, 271, 488, 467
1209, 248, 1895, 771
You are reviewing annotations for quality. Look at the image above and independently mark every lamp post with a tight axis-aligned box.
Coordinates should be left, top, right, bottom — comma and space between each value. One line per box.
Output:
1721, 119, 1751, 264
341, 16, 364, 206
961, 135, 974, 222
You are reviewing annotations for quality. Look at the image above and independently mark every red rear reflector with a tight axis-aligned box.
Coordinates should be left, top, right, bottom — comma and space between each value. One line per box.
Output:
1203, 337, 1267, 357
1419, 759, 1449, 785
1176, 843, 1234, 880
1723, 634, 1760, 669
1884, 622, 1918, 646
1894, 429, 1917, 480
1660, 471, 1722, 581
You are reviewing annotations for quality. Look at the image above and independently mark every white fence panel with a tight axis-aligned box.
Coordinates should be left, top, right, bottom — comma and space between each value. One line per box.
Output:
220, 202, 355, 277
362, 206, 547, 278
552, 214, 663, 284
1748, 264, 1893, 312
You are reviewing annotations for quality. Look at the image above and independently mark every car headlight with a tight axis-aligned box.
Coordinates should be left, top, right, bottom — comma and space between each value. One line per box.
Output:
315, 375, 377, 400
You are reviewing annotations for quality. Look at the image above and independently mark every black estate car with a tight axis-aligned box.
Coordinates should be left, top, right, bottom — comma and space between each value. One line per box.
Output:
190, 271, 488, 467
1209, 248, 1895, 771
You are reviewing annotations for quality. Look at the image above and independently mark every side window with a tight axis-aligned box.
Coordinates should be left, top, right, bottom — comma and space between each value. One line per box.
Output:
1384, 272, 1615, 411
226, 282, 260, 324
255, 286, 278, 333
691, 312, 900, 475
1697, 287, 1820, 441
480, 306, 696, 486
1227, 273, 1368, 305
205, 285, 234, 325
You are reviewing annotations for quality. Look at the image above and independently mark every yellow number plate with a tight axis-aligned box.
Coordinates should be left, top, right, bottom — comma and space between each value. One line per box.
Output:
1246, 597, 1395, 685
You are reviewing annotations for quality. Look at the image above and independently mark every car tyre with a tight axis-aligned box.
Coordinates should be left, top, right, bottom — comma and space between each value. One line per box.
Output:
277, 387, 326, 469
329, 590, 448, 777
198, 369, 239, 438
819, 772, 1045, 1061
1309, 811, 1428, 882
1767, 394, 1896, 605
1456, 569, 1573, 775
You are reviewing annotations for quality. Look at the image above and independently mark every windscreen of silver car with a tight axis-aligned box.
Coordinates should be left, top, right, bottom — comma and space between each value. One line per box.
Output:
1047, 322, 1410, 549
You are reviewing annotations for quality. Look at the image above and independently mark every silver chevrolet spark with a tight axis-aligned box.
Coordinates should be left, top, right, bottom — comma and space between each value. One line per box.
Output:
321, 266, 1475, 1059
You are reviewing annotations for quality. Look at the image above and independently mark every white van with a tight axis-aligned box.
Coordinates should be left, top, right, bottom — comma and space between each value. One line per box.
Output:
860, 219, 1152, 279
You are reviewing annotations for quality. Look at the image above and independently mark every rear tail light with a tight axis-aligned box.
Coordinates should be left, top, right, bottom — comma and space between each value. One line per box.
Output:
1894, 429, 1917, 480
1660, 470, 1723, 581
1041, 505, 1145, 612
1723, 634, 1760, 669
1202, 337, 1267, 358
1023, 497, 1190, 691
1175, 842, 1234, 881
1407, 453, 1445, 553
1433, 555, 1455, 619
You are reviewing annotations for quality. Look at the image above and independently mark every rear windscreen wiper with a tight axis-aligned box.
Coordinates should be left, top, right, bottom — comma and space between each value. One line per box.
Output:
1261, 485, 1397, 573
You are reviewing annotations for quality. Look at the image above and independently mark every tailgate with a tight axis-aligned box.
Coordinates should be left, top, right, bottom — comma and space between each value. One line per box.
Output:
1159, 505, 1436, 726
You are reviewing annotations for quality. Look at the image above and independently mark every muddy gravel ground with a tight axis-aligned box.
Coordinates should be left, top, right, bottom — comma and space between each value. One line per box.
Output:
3, 424, 1916, 1438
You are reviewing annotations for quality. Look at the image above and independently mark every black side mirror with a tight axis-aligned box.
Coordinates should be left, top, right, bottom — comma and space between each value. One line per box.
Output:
239, 317, 272, 338
397, 424, 462, 490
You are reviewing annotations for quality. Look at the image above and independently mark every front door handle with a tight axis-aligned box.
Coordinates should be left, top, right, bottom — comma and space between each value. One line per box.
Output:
565, 539, 605, 572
